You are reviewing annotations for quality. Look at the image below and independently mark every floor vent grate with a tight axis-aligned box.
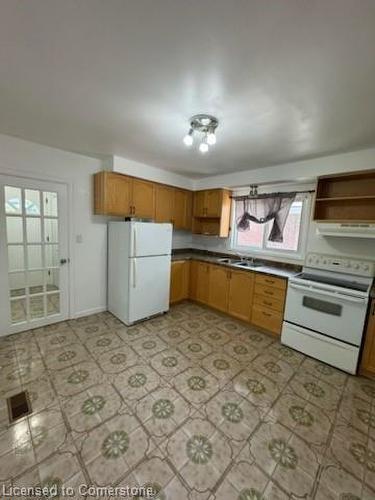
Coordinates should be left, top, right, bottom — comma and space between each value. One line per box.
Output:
7, 390, 32, 423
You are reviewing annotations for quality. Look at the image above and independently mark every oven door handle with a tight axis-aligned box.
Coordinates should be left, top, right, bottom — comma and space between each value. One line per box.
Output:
289, 283, 367, 304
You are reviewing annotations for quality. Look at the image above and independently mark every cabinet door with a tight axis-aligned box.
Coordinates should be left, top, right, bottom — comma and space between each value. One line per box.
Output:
96, 172, 132, 215
361, 300, 375, 374
174, 189, 188, 229
193, 191, 206, 217
208, 265, 229, 313
228, 270, 254, 322
170, 261, 189, 303
185, 191, 193, 230
189, 260, 199, 300
205, 190, 222, 217
132, 179, 155, 218
252, 304, 283, 335
155, 185, 174, 223
196, 262, 210, 304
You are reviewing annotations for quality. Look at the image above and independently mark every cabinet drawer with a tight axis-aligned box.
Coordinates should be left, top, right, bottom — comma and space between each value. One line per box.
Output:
252, 304, 283, 335
253, 293, 284, 313
255, 274, 287, 291
254, 284, 286, 302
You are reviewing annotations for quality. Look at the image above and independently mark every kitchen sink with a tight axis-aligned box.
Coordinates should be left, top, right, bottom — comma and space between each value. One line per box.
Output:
216, 258, 235, 264
233, 261, 262, 268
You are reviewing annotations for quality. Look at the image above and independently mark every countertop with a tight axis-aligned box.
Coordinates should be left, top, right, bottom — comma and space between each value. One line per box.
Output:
171, 251, 299, 279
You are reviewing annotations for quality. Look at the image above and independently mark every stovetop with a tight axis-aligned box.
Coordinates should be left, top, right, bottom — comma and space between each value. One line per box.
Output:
296, 271, 370, 293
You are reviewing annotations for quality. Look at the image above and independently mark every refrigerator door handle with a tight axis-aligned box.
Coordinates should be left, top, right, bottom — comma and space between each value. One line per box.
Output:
133, 225, 137, 256
133, 258, 137, 288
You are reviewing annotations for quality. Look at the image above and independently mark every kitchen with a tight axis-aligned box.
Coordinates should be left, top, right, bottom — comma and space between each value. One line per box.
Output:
1, 1, 375, 499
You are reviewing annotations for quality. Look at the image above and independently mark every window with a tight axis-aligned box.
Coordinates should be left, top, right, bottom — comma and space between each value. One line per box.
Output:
231, 194, 311, 259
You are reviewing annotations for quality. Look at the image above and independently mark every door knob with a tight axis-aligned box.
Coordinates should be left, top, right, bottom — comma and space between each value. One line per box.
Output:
60, 258, 69, 265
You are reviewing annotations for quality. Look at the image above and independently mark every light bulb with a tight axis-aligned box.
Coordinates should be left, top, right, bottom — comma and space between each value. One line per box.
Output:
199, 142, 209, 153
183, 130, 193, 146
207, 132, 216, 145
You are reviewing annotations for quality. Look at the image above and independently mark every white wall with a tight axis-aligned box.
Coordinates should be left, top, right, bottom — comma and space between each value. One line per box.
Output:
112, 155, 194, 190
172, 230, 193, 249
194, 147, 375, 190
0, 134, 107, 318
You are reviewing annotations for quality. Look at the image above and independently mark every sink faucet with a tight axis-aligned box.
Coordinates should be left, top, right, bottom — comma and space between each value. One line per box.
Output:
235, 252, 246, 262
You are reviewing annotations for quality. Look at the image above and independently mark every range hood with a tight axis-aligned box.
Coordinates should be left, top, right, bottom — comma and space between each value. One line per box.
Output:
316, 222, 375, 239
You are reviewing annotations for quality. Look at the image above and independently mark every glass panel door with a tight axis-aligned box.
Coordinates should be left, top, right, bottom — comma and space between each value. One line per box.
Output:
0, 177, 68, 335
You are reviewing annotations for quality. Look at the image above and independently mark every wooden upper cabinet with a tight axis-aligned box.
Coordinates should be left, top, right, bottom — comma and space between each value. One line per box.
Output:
132, 178, 155, 218
174, 189, 192, 230
193, 191, 207, 217
360, 299, 375, 376
228, 270, 254, 322
192, 189, 232, 237
155, 185, 174, 223
94, 172, 132, 216
193, 189, 227, 217
208, 265, 229, 313
205, 190, 223, 217
314, 170, 375, 222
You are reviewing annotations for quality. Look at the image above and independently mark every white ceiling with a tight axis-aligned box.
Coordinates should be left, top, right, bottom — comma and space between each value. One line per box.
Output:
1, 0, 375, 178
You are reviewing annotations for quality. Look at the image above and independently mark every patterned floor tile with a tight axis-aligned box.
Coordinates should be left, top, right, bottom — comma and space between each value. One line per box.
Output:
78, 412, 154, 486
172, 366, 220, 407
63, 382, 123, 433
151, 348, 192, 377
97, 345, 140, 374
178, 338, 213, 361
113, 363, 162, 403
245, 421, 321, 498
162, 416, 233, 494
204, 389, 261, 444
1, 303, 375, 498
231, 367, 283, 416
200, 352, 242, 387
136, 387, 195, 444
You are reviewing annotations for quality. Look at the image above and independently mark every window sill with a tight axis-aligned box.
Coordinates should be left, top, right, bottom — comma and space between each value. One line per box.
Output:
230, 247, 305, 265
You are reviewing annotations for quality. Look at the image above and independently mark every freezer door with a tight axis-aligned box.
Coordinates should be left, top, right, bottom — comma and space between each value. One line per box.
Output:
128, 255, 171, 323
129, 222, 172, 257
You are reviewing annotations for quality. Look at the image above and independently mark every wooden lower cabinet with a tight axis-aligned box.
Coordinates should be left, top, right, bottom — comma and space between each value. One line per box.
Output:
208, 265, 230, 313
360, 299, 375, 376
228, 270, 254, 322
170, 259, 287, 336
251, 274, 287, 335
190, 261, 210, 304
251, 304, 283, 335
170, 261, 190, 304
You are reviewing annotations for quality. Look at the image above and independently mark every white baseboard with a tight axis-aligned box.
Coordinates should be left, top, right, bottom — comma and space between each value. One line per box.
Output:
71, 306, 107, 319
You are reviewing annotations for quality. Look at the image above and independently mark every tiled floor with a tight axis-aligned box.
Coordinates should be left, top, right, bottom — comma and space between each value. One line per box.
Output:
1, 302, 375, 499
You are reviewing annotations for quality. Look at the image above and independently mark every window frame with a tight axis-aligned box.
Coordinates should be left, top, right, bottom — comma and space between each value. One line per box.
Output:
230, 193, 312, 262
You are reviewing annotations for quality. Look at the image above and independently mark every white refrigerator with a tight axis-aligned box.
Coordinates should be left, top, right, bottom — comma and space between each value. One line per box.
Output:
108, 221, 172, 325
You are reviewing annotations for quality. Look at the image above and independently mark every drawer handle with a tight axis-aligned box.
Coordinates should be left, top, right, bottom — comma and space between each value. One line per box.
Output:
263, 301, 272, 306
265, 278, 274, 284
264, 290, 274, 295
262, 311, 272, 317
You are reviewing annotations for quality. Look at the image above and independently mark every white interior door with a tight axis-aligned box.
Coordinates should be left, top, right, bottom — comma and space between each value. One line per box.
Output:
0, 175, 69, 336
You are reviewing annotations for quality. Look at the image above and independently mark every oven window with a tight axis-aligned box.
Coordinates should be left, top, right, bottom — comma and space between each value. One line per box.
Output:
302, 296, 342, 316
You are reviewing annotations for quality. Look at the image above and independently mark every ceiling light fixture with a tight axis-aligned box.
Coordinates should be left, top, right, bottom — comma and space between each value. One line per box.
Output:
183, 114, 219, 153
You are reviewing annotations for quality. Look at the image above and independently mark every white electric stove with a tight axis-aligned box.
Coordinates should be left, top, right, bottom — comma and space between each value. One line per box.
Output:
281, 253, 374, 374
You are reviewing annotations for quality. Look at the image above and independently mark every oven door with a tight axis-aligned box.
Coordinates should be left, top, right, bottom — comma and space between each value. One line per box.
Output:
284, 281, 368, 346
